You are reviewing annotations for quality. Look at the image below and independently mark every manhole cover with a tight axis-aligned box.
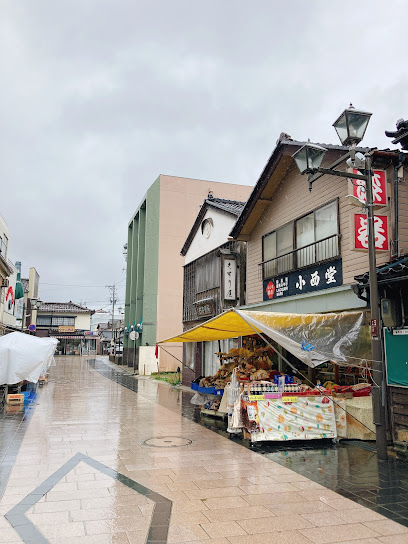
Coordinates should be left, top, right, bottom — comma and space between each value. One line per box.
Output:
143, 437, 193, 448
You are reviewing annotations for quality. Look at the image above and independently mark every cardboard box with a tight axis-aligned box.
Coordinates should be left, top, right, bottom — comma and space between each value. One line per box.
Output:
6, 393, 24, 405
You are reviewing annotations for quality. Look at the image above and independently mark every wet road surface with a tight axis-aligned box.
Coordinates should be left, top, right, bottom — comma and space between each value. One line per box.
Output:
0, 356, 407, 544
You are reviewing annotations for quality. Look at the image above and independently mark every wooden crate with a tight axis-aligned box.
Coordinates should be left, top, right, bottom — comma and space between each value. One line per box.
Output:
6, 394, 24, 406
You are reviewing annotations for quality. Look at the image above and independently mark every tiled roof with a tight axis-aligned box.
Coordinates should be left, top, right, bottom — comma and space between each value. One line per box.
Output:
181, 197, 246, 256
38, 301, 93, 314
355, 254, 408, 284
205, 197, 246, 216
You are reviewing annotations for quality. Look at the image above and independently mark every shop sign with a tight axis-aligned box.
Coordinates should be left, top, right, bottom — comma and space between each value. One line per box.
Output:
351, 169, 387, 206
223, 258, 236, 300
263, 259, 343, 301
353, 214, 389, 251
195, 299, 215, 318
58, 325, 75, 333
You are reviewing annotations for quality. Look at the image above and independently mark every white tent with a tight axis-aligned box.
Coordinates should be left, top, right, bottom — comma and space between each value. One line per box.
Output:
0, 332, 58, 385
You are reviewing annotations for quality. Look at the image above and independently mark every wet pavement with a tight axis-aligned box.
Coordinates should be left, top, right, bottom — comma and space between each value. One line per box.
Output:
0, 356, 408, 544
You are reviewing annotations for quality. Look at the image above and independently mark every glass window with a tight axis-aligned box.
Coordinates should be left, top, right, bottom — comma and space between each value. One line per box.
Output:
51, 316, 75, 326
37, 315, 52, 326
296, 201, 338, 267
263, 224, 293, 278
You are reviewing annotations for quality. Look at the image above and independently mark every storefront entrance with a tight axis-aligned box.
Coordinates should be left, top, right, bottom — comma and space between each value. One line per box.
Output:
53, 336, 84, 355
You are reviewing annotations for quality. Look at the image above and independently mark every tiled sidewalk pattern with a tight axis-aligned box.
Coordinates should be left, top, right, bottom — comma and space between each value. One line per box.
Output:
0, 356, 406, 544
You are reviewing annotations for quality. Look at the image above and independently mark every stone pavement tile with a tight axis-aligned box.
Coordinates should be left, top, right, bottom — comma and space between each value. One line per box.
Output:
379, 535, 408, 543
65, 472, 97, 483
292, 481, 328, 490
195, 478, 250, 489
243, 491, 309, 505
226, 530, 314, 544
267, 472, 309, 483
322, 497, 368, 511
335, 510, 386, 523
299, 489, 349, 502
0, 526, 23, 543
204, 463, 253, 473
26, 511, 70, 525
238, 514, 313, 534
300, 512, 348, 527
266, 500, 336, 515
185, 487, 246, 500
239, 483, 299, 494
202, 505, 274, 522
362, 520, 408, 536
32, 499, 82, 513
36, 521, 86, 539
171, 500, 210, 512
167, 523, 210, 543
340, 540, 384, 544
184, 539, 229, 544
85, 516, 150, 535
170, 511, 209, 525
203, 496, 248, 509
55, 535, 130, 544
167, 480, 200, 491
200, 520, 248, 538
299, 523, 382, 543
170, 472, 224, 482
70, 507, 143, 521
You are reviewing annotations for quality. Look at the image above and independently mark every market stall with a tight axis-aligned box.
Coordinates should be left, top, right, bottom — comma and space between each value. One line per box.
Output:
159, 308, 375, 443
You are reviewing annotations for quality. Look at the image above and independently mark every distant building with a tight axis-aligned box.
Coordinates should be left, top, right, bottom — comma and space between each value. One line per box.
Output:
123, 175, 252, 374
36, 301, 96, 355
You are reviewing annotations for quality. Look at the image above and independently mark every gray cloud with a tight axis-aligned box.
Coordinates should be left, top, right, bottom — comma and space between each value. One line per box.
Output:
1, 0, 407, 309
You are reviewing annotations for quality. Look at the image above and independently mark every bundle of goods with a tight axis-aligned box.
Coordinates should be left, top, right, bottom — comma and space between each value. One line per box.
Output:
203, 397, 222, 411
331, 382, 372, 397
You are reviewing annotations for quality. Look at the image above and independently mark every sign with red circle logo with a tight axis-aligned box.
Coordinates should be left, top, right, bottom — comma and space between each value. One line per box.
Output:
266, 281, 275, 299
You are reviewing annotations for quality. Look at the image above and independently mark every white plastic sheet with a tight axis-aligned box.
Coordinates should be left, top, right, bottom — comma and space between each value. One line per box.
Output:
0, 332, 58, 385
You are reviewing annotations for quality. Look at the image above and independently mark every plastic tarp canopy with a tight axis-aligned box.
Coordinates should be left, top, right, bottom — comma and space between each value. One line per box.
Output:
159, 308, 370, 368
0, 332, 58, 385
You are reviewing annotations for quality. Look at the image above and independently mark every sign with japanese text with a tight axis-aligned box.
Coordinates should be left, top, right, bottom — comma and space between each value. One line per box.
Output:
353, 214, 389, 251
223, 258, 236, 300
58, 325, 75, 333
263, 259, 343, 301
351, 169, 387, 206
195, 299, 215, 318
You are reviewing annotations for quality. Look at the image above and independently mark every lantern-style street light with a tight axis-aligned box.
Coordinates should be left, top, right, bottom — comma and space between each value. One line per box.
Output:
292, 106, 388, 461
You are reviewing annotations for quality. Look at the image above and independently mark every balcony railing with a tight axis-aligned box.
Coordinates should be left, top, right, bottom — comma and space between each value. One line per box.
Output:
259, 234, 340, 280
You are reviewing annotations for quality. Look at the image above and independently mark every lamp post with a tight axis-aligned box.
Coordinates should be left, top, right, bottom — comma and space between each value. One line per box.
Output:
293, 105, 388, 460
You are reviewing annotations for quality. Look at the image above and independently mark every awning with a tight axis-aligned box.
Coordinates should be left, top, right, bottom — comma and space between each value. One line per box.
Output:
159, 308, 369, 368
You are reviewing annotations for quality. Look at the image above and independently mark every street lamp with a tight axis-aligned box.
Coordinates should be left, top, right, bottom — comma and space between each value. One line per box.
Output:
292, 106, 388, 461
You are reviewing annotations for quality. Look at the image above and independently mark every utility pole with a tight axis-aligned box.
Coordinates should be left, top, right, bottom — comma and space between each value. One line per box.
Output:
107, 284, 118, 357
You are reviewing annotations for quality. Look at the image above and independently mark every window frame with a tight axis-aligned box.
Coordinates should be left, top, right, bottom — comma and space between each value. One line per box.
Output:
261, 198, 340, 280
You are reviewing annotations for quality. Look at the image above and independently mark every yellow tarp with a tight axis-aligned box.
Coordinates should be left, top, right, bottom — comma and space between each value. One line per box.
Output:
160, 309, 259, 343
159, 308, 369, 368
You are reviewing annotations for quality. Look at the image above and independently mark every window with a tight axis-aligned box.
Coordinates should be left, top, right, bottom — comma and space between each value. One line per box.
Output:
263, 223, 293, 278
296, 201, 338, 267
261, 200, 339, 279
37, 316, 52, 326
51, 316, 75, 327
0, 235, 7, 257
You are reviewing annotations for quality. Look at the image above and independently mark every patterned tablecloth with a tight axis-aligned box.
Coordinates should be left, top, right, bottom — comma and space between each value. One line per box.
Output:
246, 395, 337, 442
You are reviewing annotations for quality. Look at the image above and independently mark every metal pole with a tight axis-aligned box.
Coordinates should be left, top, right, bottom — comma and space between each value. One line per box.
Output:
365, 153, 388, 460
111, 284, 116, 358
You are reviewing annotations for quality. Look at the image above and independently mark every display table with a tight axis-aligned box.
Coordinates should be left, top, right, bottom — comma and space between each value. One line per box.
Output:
334, 395, 375, 440
243, 394, 337, 442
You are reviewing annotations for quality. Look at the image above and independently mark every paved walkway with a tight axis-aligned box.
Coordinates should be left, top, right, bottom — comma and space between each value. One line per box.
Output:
1, 357, 408, 544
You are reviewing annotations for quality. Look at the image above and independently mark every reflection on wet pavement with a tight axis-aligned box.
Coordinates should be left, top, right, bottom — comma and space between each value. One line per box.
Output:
0, 355, 407, 544
91, 357, 408, 527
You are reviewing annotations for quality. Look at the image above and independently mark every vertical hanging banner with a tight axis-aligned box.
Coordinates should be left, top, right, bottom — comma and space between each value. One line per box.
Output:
353, 214, 389, 251
351, 169, 387, 206
223, 258, 236, 300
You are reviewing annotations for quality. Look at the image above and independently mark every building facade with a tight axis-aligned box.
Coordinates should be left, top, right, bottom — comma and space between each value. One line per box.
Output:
123, 174, 252, 374
36, 302, 94, 355
181, 196, 247, 385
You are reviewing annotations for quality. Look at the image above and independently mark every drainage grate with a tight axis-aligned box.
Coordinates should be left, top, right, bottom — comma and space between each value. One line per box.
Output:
143, 436, 193, 448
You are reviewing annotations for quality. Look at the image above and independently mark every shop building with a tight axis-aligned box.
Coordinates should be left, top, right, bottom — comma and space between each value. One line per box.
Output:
123, 174, 252, 374
36, 302, 94, 355
230, 136, 405, 314
0, 213, 14, 333
181, 195, 247, 385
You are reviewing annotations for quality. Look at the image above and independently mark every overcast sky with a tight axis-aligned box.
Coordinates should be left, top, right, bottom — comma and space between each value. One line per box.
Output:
1, 0, 407, 311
